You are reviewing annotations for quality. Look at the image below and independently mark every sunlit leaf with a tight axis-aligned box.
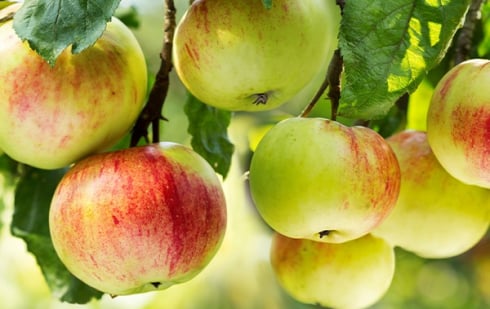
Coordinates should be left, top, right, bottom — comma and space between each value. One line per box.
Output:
339, 0, 470, 119
13, 0, 121, 65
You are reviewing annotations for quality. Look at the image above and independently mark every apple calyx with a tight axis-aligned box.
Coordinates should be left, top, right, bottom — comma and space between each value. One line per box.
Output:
318, 230, 331, 238
252, 92, 271, 105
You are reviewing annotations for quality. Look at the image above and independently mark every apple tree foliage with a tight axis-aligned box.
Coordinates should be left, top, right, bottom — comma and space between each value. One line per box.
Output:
0, 0, 488, 305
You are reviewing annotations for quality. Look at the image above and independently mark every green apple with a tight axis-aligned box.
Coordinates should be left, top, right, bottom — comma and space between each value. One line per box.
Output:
172, 0, 338, 111
0, 14, 148, 169
49, 142, 227, 296
372, 130, 490, 258
270, 233, 395, 309
427, 58, 490, 189
248, 117, 401, 243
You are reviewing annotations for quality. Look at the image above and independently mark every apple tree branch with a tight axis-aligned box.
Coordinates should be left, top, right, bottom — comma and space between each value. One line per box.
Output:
300, 1, 345, 119
454, 0, 484, 65
130, 0, 176, 146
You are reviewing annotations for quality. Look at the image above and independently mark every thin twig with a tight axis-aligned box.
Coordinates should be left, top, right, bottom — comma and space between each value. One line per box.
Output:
454, 0, 484, 65
300, 49, 343, 119
0, 11, 14, 23
130, 0, 176, 146
327, 49, 343, 121
299, 68, 330, 117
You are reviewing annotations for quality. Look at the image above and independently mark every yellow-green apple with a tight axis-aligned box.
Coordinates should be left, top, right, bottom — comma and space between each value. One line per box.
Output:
248, 117, 401, 243
427, 59, 490, 189
0, 14, 147, 169
270, 233, 395, 309
49, 142, 227, 296
172, 0, 338, 111
372, 130, 490, 258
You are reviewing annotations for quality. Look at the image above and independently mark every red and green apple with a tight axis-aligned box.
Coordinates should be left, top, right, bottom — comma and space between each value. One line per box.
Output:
172, 0, 339, 111
427, 58, 490, 189
248, 117, 401, 243
373, 130, 490, 258
271, 233, 395, 309
49, 142, 227, 296
0, 13, 148, 169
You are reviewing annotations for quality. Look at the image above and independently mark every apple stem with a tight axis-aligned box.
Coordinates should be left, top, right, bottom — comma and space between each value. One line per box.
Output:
454, 0, 484, 65
299, 49, 343, 120
130, 0, 177, 146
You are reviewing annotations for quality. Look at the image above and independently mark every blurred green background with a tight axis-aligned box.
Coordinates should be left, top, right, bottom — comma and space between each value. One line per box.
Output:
0, 1, 489, 308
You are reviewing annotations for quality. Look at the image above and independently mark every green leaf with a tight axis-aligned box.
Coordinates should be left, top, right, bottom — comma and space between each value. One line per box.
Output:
10, 167, 103, 304
478, 2, 490, 58
13, 0, 121, 65
184, 94, 235, 179
338, 0, 471, 119
114, 5, 140, 29
262, 0, 272, 9
0, 154, 18, 231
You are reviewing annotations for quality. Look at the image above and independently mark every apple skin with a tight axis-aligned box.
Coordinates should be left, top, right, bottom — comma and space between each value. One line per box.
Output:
372, 130, 490, 258
49, 142, 227, 296
172, 0, 338, 111
427, 59, 490, 189
0, 16, 148, 169
248, 117, 401, 243
270, 233, 395, 309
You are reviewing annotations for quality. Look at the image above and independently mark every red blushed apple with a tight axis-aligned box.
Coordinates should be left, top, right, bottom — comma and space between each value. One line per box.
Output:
49, 142, 227, 296
427, 58, 490, 188
0, 12, 147, 169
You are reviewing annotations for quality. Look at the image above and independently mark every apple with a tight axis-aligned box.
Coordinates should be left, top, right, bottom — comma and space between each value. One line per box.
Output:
0, 14, 148, 169
248, 117, 401, 243
49, 142, 227, 296
427, 58, 490, 189
172, 0, 338, 111
372, 130, 490, 258
270, 233, 395, 309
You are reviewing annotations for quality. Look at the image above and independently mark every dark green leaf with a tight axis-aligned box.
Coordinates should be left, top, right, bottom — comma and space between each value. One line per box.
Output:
10, 167, 103, 303
115, 5, 139, 29
0, 154, 18, 231
338, 0, 471, 119
477, 2, 490, 58
262, 0, 272, 9
184, 94, 235, 179
13, 0, 121, 65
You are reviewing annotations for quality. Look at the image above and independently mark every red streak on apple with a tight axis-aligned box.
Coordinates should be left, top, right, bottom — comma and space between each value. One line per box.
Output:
437, 64, 463, 101
50, 143, 227, 295
194, 0, 211, 34
452, 105, 490, 174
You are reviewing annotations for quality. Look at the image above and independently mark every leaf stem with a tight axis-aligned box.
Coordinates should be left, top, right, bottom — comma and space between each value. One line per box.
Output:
454, 0, 484, 65
130, 0, 176, 146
